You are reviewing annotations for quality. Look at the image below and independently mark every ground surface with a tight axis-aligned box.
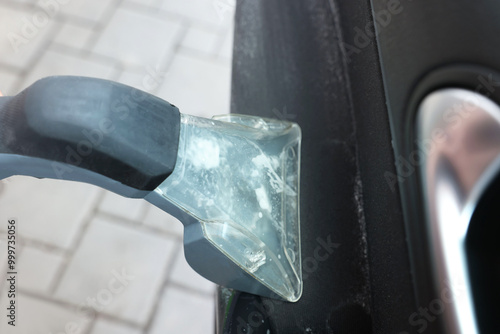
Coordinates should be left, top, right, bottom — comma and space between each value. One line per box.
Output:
0, 0, 235, 332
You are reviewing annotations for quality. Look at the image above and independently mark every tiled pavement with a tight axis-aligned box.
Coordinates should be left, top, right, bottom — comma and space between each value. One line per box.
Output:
0, 0, 235, 333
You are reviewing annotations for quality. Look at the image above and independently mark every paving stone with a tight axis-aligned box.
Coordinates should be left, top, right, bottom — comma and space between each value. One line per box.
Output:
161, 0, 235, 26
0, 4, 59, 69
149, 287, 214, 334
93, 7, 182, 68
17, 245, 64, 294
21, 49, 116, 90
60, 0, 110, 22
158, 52, 231, 118
0, 0, 233, 331
117, 70, 151, 91
53, 22, 95, 49
98, 191, 147, 222
0, 292, 91, 333
116, 67, 167, 95
170, 248, 216, 294
55, 216, 177, 325
181, 26, 219, 55
218, 27, 234, 60
142, 204, 183, 237
8, 0, 38, 4
0, 70, 20, 95
90, 318, 142, 334
0, 176, 100, 249
124, 0, 162, 8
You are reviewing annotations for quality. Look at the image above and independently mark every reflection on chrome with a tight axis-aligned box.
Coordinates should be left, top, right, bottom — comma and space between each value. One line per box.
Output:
417, 89, 500, 334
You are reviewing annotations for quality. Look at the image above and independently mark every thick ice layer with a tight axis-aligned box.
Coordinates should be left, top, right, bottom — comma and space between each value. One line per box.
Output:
156, 114, 302, 301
